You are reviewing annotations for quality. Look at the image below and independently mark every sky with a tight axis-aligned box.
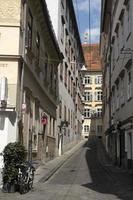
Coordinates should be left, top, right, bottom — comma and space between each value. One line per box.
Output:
73, 0, 101, 44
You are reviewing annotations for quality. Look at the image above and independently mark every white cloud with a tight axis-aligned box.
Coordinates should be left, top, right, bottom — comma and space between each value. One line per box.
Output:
77, 0, 101, 12
84, 27, 100, 43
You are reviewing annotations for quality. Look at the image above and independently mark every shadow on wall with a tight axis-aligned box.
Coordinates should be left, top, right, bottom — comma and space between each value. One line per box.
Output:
82, 137, 133, 200
0, 117, 5, 130
0, 112, 16, 131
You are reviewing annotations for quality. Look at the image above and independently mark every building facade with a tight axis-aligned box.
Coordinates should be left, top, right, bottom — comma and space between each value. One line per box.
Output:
101, 0, 133, 169
0, 0, 62, 173
45, 0, 84, 155
81, 44, 103, 139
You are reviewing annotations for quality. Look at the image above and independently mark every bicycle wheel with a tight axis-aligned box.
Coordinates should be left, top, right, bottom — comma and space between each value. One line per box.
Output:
19, 181, 28, 194
28, 179, 33, 190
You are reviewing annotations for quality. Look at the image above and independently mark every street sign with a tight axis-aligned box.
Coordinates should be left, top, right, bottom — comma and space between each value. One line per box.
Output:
41, 114, 48, 125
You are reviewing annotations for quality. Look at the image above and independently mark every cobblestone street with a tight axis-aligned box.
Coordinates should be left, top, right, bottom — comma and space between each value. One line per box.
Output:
1, 137, 133, 200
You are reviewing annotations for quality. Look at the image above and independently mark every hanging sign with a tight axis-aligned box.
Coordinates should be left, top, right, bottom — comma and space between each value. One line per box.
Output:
41, 113, 48, 125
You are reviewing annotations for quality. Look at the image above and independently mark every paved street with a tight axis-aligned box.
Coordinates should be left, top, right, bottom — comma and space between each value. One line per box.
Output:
1, 137, 133, 200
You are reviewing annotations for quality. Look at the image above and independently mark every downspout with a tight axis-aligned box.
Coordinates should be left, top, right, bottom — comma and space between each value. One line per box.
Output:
107, 10, 112, 159
18, 0, 27, 141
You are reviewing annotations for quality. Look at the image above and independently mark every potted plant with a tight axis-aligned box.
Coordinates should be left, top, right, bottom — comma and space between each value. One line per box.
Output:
2, 142, 26, 193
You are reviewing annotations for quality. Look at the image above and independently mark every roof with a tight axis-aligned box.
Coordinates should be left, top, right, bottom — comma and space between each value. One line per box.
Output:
82, 44, 102, 72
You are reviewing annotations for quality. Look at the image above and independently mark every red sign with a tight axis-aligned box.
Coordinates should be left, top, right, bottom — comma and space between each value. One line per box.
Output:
41, 115, 48, 125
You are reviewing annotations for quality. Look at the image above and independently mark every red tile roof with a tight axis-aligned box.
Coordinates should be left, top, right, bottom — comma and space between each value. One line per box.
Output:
82, 44, 101, 72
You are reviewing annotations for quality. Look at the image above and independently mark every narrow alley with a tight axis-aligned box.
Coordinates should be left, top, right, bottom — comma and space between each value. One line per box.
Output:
1, 137, 133, 200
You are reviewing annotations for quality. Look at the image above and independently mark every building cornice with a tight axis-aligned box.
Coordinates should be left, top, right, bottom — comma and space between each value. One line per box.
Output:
0, 54, 22, 61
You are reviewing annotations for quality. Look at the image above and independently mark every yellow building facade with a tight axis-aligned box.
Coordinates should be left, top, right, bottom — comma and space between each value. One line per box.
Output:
82, 44, 103, 138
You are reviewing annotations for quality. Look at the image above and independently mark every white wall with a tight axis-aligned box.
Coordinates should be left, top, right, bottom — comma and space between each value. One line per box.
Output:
45, 0, 59, 38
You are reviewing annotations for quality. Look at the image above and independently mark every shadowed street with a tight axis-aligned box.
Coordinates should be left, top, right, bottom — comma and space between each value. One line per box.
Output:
1, 137, 133, 200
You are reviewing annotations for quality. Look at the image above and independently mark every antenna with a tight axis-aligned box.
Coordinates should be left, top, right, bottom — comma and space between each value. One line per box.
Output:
83, 32, 88, 44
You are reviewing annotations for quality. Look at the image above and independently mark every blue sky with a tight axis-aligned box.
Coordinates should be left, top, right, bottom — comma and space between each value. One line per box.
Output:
73, 0, 101, 44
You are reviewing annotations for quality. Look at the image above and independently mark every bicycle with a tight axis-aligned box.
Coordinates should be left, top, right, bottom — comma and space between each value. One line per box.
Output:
17, 162, 35, 194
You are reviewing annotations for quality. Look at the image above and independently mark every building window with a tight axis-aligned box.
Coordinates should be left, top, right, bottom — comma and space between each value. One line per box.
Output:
84, 108, 91, 118
111, 87, 116, 113
26, 9, 33, 49
44, 54, 48, 81
65, 29, 69, 55
61, 16, 65, 44
69, 18, 73, 33
126, 0, 131, 39
64, 63, 68, 87
61, 0, 64, 9
97, 125, 102, 134
60, 62, 63, 81
59, 101, 62, 118
53, 71, 57, 96
36, 32, 40, 64
114, 23, 120, 60
84, 125, 90, 133
68, 108, 70, 123
95, 75, 102, 84
50, 64, 53, 88
68, 71, 71, 93
112, 48, 115, 70
64, 105, 66, 121
127, 70, 132, 100
66, 3, 68, 21
84, 76, 92, 84
96, 108, 102, 118
116, 84, 119, 110
71, 110, 73, 128
119, 9, 125, 48
116, 33, 120, 60
95, 91, 102, 101
120, 77, 125, 105
84, 92, 92, 101
71, 77, 73, 97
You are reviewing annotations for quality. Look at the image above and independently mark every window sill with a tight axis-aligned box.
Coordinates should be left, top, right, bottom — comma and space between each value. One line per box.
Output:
65, 83, 67, 88
60, 75, 63, 81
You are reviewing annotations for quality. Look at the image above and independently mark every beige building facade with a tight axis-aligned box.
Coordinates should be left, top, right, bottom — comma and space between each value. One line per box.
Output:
45, 0, 84, 155
0, 0, 62, 175
101, 0, 133, 168
82, 44, 103, 139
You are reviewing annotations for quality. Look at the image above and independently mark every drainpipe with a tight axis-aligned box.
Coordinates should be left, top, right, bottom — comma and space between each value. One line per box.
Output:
107, 10, 113, 160
18, 1, 27, 140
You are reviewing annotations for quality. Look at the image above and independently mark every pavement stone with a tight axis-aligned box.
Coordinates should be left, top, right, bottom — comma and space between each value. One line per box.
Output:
34, 139, 86, 184
0, 137, 133, 199
0, 139, 85, 196
97, 138, 133, 189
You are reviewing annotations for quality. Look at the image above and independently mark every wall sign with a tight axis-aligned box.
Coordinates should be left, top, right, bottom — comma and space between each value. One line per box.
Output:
41, 113, 48, 125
